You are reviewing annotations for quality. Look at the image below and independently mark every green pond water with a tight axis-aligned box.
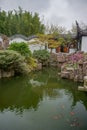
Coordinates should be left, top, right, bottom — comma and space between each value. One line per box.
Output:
0, 67, 87, 130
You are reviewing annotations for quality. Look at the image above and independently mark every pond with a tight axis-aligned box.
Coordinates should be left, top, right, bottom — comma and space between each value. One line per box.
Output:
0, 67, 87, 130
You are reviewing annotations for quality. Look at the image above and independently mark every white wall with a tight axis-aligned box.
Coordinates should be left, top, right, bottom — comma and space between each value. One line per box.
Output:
29, 44, 45, 53
81, 36, 87, 52
69, 48, 76, 53
9, 38, 27, 44
9, 37, 57, 53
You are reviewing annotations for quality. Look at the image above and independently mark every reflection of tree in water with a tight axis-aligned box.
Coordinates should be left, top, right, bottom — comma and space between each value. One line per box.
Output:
0, 67, 60, 113
30, 67, 61, 98
57, 78, 87, 110
0, 67, 87, 114
0, 76, 43, 113
30, 68, 50, 84
71, 89, 87, 110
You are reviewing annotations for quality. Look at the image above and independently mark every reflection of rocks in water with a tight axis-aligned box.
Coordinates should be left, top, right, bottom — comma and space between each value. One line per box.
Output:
0, 67, 87, 117
30, 79, 45, 87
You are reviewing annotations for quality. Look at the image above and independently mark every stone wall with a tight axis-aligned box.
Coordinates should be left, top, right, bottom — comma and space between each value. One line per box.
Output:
49, 52, 71, 67
0, 70, 14, 78
78, 76, 87, 91
60, 51, 87, 82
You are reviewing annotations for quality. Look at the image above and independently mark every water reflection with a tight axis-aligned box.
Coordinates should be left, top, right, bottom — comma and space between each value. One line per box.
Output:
30, 79, 45, 87
0, 67, 87, 113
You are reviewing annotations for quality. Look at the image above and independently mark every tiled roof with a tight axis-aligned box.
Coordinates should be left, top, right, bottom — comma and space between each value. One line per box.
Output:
9, 34, 38, 41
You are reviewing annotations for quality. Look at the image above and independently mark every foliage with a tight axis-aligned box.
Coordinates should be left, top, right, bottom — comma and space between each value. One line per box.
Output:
37, 34, 61, 49
0, 7, 45, 36
26, 57, 37, 70
57, 37, 66, 45
70, 23, 77, 34
45, 24, 66, 35
37, 34, 48, 43
70, 22, 87, 34
68, 52, 84, 69
0, 50, 30, 74
8, 42, 37, 71
38, 33, 69, 51
69, 52, 83, 63
33, 49, 50, 65
8, 42, 32, 58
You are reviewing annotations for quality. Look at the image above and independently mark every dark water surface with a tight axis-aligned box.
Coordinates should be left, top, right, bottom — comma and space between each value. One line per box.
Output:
0, 67, 87, 130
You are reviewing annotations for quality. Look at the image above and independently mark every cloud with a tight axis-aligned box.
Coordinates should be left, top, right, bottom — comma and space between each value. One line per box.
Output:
41, 0, 72, 28
0, 0, 87, 30
67, 0, 87, 25
0, 0, 51, 12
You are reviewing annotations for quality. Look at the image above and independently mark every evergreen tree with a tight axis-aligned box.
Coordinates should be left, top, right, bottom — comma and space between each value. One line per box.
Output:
0, 7, 45, 36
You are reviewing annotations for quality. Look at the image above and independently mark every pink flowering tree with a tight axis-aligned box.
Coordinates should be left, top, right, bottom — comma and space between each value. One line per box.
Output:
69, 52, 84, 68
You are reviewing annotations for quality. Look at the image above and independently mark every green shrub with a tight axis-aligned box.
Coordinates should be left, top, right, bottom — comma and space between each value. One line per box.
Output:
8, 42, 37, 71
0, 50, 30, 74
8, 42, 32, 58
33, 49, 50, 65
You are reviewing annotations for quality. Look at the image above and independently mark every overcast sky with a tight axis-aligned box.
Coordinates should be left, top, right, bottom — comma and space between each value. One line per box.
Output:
0, 0, 87, 30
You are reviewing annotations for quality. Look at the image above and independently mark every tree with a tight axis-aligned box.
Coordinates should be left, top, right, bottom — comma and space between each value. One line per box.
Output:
8, 42, 37, 71
0, 7, 45, 36
70, 23, 77, 34
45, 24, 66, 35
0, 50, 30, 74
8, 42, 32, 58
33, 49, 50, 66
70, 21, 87, 35
37, 34, 61, 53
